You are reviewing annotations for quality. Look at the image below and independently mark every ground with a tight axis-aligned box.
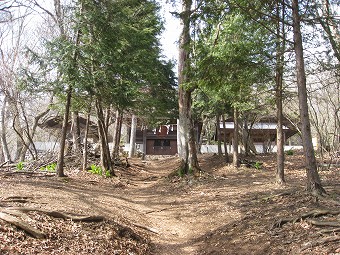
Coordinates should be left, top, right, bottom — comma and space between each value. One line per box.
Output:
0, 152, 339, 255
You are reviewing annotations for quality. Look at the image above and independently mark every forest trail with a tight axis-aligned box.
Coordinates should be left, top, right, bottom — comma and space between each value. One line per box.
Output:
1, 153, 339, 254
111, 156, 240, 255
107, 156, 290, 254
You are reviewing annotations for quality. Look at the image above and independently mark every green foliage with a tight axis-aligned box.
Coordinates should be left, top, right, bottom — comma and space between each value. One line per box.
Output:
21, 0, 174, 123
88, 164, 103, 175
76, 0, 171, 115
105, 171, 112, 178
88, 164, 112, 178
286, 149, 294, 156
254, 161, 262, 170
40, 163, 57, 172
16, 162, 24, 171
177, 167, 185, 177
191, 5, 274, 118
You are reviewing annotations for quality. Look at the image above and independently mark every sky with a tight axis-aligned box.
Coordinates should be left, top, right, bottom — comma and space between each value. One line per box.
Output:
158, 1, 180, 66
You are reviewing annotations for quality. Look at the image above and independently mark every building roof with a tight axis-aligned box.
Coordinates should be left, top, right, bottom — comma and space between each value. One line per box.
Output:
38, 115, 99, 139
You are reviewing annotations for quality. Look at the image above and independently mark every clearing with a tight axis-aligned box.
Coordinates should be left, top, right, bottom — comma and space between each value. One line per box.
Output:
0, 152, 339, 254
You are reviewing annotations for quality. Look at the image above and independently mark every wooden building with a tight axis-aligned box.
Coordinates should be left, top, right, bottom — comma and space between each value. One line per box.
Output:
135, 125, 178, 155
217, 116, 298, 152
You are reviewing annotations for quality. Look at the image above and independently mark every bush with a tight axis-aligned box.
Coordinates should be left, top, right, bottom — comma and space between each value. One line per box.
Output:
286, 149, 294, 156
88, 164, 113, 178
254, 161, 262, 170
16, 162, 24, 171
105, 170, 112, 178
88, 164, 103, 175
40, 163, 57, 172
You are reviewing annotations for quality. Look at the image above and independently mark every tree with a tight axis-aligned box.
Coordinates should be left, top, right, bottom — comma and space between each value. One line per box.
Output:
0, 1, 53, 164
0, 97, 11, 163
19, 0, 169, 176
77, 0, 167, 172
193, 4, 272, 167
275, 0, 286, 184
177, 0, 200, 175
55, 12, 82, 177
129, 114, 137, 158
315, 0, 340, 62
292, 0, 326, 195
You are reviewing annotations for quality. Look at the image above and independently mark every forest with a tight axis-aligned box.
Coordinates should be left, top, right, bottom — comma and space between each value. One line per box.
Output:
0, 0, 339, 254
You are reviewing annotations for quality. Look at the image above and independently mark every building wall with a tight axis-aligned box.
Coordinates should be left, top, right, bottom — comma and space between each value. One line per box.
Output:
146, 139, 177, 155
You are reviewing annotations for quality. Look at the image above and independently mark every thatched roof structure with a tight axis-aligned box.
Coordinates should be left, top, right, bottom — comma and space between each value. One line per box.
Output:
39, 116, 99, 140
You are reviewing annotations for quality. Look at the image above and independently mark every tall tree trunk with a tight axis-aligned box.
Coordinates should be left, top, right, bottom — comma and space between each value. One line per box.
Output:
1, 96, 11, 163
276, 0, 285, 184
177, 0, 200, 174
292, 0, 325, 194
56, 86, 72, 177
128, 114, 137, 158
197, 117, 207, 154
233, 108, 240, 168
9, 100, 24, 161
112, 109, 123, 161
216, 114, 222, 156
55, 0, 82, 177
188, 119, 200, 172
242, 118, 250, 156
71, 111, 81, 153
95, 99, 113, 175
142, 127, 147, 160
197, 116, 207, 154
82, 106, 91, 171
18, 104, 50, 161
222, 114, 229, 163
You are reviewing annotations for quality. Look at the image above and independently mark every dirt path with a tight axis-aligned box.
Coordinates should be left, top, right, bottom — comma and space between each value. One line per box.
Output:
1, 154, 339, 254
113, 157, 241, 254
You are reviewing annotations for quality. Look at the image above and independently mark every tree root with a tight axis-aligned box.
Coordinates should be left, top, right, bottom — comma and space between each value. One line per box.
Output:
132, 222, 159, 234
3, 196, 33, 203
300, 235, 340, 252
5, 207, 105, 222
260, 191, 294, 201
0, 212, 45, 239
307, 219, 340, 228
0, 207, 105, 238
318, 227, 340, 234
272, 209, 340, 229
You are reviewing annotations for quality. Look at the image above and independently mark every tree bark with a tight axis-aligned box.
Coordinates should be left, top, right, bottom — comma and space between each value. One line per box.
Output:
18, 104, 51, 161
1, 96, 12, 163
56, 86, 72, 177
55, 0, 82, 177
188, 118, 200, 173
12, 114, 36, 161
112, 109, 123, 161
242, 117, 250, 156
177, 0, 200, 175
71, 111, 81, 153
95, 99, 113, 175
276, 0, 285, 185
222, 114, 230, 163
233, 108, 240, 168
82, 110, 91, 171
292, 0, 325, 194
142, 127, 147, 160
9, 99, 24, 161
216, 115, 222, 156
128, 114, 137, 158
198, 116, 208, 154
